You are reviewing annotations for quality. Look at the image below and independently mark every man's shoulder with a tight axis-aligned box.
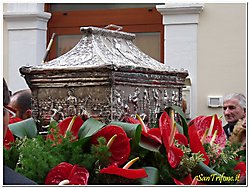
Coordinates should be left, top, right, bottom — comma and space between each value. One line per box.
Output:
3, 165, 37, 185
223, 123, 230, 130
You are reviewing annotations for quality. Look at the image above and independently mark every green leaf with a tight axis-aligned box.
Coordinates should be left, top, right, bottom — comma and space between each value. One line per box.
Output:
139, 137, 161, 152
176, 122, 184, 134
110, 121, 142, 146
192, 162, 224, 184
139, 167, 159, 185
4, 146, 20, 169
8, 118, 37, 139
78, 118, 106, 139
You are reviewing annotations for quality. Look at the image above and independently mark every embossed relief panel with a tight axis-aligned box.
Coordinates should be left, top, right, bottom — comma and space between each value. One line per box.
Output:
32, 86, 112, 128
112, 85, 182, 126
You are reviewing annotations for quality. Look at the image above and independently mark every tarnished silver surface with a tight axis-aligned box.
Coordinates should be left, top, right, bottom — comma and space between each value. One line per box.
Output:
34, 26, 187, 73
20, 26, 188, 130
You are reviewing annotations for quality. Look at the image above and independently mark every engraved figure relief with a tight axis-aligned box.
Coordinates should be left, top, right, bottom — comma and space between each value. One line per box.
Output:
101, 97, 112, 121
171, 90, 179, 105
113, 89, 124, 120
123, 103, 130, 115
130, 87, 140, 113
114, 89, 123, 107
32, 97, 39, 121
143, 89, 150, 115
175, 90, 179, 105
163, 89, 169, 109
152, 89, 161, 123
67, 89, 77, 116
78, 99, 88, 118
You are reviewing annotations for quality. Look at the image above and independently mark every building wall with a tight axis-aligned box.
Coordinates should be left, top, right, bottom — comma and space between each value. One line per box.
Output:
3, 4, 9, 82
3, 3, 51, 93
197, 3, 246, 122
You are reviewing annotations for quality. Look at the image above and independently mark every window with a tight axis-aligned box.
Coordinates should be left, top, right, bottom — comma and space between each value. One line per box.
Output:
46, 3, 164, 63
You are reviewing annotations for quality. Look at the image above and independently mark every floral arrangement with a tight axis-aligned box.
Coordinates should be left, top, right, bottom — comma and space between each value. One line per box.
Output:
4, 106, 246, 185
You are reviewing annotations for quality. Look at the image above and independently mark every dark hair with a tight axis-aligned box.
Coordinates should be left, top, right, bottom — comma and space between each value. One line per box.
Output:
11, 89, 32, 118
3, 78, 10, 107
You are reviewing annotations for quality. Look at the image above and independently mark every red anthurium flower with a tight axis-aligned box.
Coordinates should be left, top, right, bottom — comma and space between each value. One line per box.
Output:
190, 115, 226, 150
124, 115, 162, 146
100, 157, 148, 179
188, 115, 204, 126
188, 114, 226, 164
57, 116, 84, 138
174, 133, 188, 146
136, 114, 162, 145
100, 164, 148, 179
188, 124, 210, 165
173, 174, 199, 185
122, 116, 141, 126
142, 128, 162, 145
234, 162, 246, 177
4, 128, 15, 150
159, 111, 172, 151
168, 145, 184, 168
198, 115, 223, 136
159, 111, 187, 168
45, 162, 89, 185
91, 125, 131, 166
47, 116, 84, 142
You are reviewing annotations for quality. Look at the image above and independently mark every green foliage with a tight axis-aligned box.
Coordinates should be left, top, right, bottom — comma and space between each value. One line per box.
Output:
153, 152, 174, 184
14, 136, 65, 184
175, 148, 205, 178
90, 137, 111, 167
204, 141, 245, 180
4, 140, 21, 169
4, 128, 115, 185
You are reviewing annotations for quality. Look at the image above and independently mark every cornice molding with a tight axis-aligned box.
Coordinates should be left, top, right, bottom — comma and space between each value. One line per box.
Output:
156, 3, 204, 15
3, 12, 51, 21
3, 12, 51, 30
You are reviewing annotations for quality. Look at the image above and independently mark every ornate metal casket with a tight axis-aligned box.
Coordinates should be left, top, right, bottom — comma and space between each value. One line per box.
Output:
20, 26, 188, 131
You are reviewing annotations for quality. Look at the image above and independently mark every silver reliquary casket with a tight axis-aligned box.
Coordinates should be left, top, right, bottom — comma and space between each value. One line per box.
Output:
20, 26, 188, 131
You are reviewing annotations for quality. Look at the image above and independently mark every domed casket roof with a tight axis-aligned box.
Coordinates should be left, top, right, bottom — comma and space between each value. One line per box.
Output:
20, 26, 188, 131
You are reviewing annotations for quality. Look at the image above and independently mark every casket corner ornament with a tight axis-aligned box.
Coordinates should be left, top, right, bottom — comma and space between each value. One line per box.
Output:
19, 26, 188, 131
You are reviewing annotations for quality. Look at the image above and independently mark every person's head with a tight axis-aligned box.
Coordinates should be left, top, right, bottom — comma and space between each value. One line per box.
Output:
3, 78, 11, 138
223, 93, 246, 123
9, 89, 32, 120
